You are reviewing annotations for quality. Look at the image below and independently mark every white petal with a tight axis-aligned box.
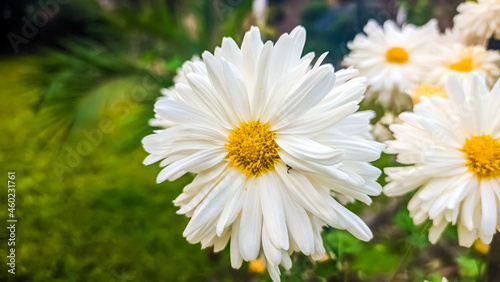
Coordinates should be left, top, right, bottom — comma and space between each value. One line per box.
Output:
429, 220, 447, 244
230, 217, 243, 268
280, 181, 315, 255
154, 100, 226, 134
480, 181, 497, 235
239, 180, 262, 261
458, 222, 477, 247
461, 184, 479, 230
262, 225, 282, 265
221, 59, 251, 121
183, 172, 234, 236
213, 230, 231, 252
270, 65, 336, 129
329, 199, 373, 241
278, 101, 360, 137
250, 41, 273, 119
259, 174, 289, 249
275, 135, 343, 166
185, 73, 235, 128
276, 164, 344, 228
156, 148, 226, 183
267, 262, 281, 282
216, 173, 247, 235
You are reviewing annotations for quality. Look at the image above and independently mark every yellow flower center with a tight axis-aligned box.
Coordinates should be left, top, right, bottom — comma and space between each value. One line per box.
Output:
450, 58, 473, 72
411, 83, 447, 104
386, 47, 409, 64
248, 259, 266, 273
461, 135, 500, 179
226, 121, 280, 177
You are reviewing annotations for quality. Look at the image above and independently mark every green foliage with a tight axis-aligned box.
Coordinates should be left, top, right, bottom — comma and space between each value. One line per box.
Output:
457, 254, 485, 278
25, 0, 253, 146
352, 244, 399, 276
395, 208, 431, 249
399, 0, 464, 26
325, 229, 363, 257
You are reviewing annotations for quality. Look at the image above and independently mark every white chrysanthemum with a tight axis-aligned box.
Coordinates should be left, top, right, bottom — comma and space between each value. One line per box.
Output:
142, 26, 384, 281
427, 43, 500, 86
342, 19, 439, 107
150, 56, 202, 128
384, 72, 500, 247
427, 43, 500, 87
454, 0, 500, 43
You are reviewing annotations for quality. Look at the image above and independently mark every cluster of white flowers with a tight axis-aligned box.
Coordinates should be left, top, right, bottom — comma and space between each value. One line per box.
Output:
142, 1, 500, 281
343, 5, 500, 111
454, 0, 500, 44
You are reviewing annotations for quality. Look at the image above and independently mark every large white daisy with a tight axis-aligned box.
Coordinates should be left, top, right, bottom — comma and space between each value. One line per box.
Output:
454, 0, 500, 43
143, 26, 384, 281
384, 72, 500, 247
342, 19, 439, 108
427, 43, 500, 88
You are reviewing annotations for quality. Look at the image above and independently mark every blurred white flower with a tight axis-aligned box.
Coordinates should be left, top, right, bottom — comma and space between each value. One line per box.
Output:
143, 26, 384, 281
342, 19, 439, 108
149, 56, 203, 128
253, 0, 267, 26
385, 72, 500, 247
427, 43, 500, 87
454, 0, 500, 43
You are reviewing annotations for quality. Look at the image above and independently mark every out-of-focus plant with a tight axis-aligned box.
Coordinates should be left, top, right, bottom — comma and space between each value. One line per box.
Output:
25, 0, 253, 146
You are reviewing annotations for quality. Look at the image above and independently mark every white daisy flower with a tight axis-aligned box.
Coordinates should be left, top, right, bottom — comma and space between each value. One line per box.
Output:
142, 26, 384, 281
384, 72, 500, 247
342, 19, 439, 108
427, 43, 500, 88
454, 0, 500, 43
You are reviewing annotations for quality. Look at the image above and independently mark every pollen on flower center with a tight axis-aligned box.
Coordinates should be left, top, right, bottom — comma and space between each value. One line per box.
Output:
225, 120, 280, 177
386, 47, 409, 64
450, 58, 473, 72
461, 135, 500, 178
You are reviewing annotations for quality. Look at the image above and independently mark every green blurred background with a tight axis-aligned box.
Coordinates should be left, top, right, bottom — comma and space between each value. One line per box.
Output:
0, 0, 492, 281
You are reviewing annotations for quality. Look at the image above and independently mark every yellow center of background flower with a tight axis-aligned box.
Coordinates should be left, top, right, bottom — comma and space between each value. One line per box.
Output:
226, 121, 280, 177
411, 83, 447, 104
461, 135, 500, 178
248, 259, 266, 273
450, 58, 473, 72
386, 47, 409, 64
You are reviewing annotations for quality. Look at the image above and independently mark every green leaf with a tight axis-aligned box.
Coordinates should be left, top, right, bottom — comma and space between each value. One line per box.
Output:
351, 244, 399, 276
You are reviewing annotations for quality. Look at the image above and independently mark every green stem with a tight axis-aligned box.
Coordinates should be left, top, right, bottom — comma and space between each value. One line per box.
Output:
390, 243, 414, 282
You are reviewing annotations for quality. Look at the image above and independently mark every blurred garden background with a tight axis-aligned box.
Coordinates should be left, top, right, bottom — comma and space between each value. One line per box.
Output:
0, 0, 495, 281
